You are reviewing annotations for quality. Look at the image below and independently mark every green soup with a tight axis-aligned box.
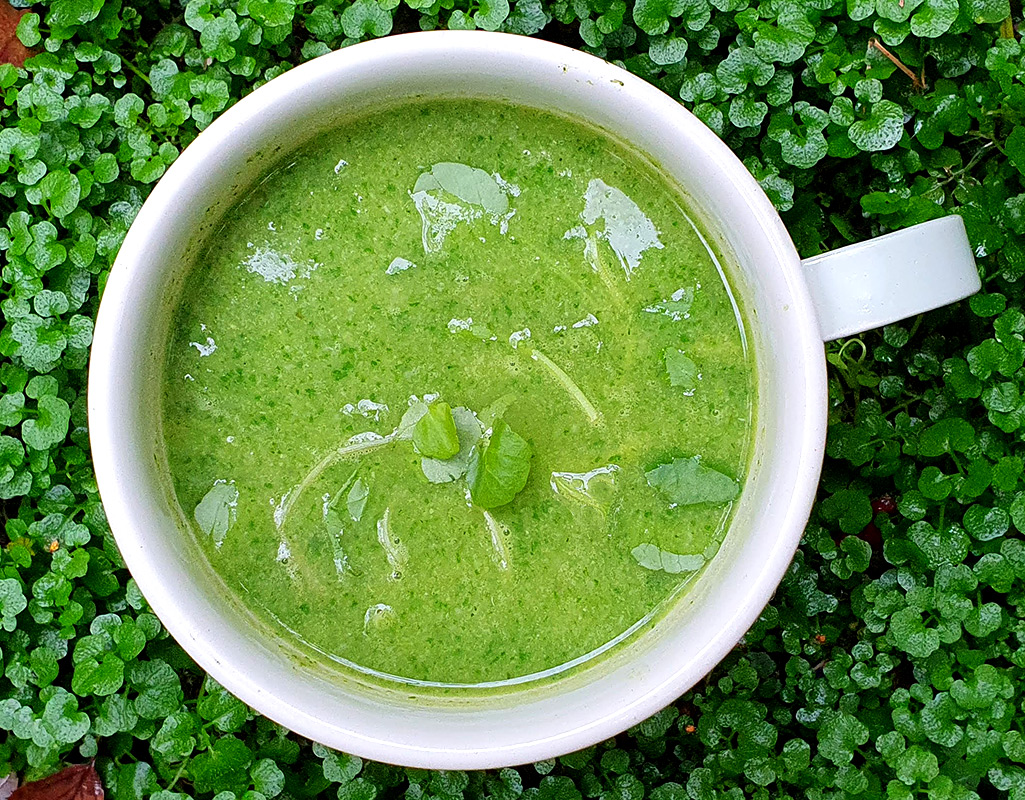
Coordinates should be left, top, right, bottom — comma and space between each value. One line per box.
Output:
162, 99, 754, 687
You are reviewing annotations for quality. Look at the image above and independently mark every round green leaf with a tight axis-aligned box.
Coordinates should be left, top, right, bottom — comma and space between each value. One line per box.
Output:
848, 100, 904, 152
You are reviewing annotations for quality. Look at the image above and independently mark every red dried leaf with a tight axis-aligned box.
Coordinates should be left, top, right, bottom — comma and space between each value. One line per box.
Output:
10, 765, 103, 800
0, 0, 33, 67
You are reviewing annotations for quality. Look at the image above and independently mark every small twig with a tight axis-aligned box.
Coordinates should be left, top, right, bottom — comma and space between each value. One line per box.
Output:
936, 142, 996, 188
868, 38, 927, 91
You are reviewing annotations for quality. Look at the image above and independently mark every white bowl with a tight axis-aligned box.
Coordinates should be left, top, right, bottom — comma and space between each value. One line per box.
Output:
88, 31, 978, 768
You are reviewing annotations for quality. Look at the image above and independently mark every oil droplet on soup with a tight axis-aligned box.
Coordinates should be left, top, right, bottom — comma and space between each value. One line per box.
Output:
162, 99, 755, 687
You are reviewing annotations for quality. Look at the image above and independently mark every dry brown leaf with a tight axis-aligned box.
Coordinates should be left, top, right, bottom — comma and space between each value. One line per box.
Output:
0, 1, 33, 67
10, 764, 103, 800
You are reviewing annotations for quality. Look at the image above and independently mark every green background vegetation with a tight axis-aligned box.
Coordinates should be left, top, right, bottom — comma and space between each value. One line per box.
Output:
0, 0, 1023, 796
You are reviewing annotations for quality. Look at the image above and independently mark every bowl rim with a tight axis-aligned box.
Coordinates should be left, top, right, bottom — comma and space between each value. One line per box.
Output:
88, 30, 828, 768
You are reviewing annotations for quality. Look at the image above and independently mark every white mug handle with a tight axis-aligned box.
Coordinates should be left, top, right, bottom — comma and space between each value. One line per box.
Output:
801, 215, 981, 342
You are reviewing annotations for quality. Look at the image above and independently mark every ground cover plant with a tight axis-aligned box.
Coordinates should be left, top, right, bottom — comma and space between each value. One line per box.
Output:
0, 0, 1022, 796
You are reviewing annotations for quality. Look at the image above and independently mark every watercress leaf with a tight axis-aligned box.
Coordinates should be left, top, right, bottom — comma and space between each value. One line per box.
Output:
189, 736, 254, 795
631, 543, 704, 573
339, 0, 393, 39
918, 417, 975, 456
632, 0, 686, 35
468, 419, 532, 509
648, 36, 688, 66
474, 0, 510, 30
71, 654, 125, 697
394, 400, 429, 440
21, 395, 70, 451
197, 677, 249, 732
250, 759, 285, 798
421, 406, 483, 484
665, 350, 698, 389
412, 401, 460, 459
645, 456, 739, 506
194, 481, 239, 547
848, 100, 904, 152
909, 0, 957, 38
150, 711, 197, 763
347, 477, 369, 523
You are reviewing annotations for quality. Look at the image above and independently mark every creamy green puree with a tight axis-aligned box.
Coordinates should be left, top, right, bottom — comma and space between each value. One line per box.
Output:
162, 99, 754, 687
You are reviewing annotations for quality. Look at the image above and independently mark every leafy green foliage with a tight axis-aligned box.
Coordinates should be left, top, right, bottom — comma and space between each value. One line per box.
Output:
0, 0, 1022, 797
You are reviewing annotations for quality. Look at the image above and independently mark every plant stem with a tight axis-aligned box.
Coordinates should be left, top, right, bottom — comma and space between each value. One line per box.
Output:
120, 54, 153, 87
530, 347, 602, 424
276, 434, 396, 530
482, 509, 510, 570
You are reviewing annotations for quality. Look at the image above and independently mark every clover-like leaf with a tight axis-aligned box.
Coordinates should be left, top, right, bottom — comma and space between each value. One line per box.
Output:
848, 100, 904, 152
22, 395, 71, 451
474, 0, 510, 30
340, 0, 393, 39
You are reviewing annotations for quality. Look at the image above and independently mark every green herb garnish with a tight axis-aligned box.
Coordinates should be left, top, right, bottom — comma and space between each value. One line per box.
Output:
193, 480, 239, 547
467, 419, 532, 509
412, 401, 460, 459
631, 543, 705, 574
645, 456, 739, 506
665, 349, 698, 389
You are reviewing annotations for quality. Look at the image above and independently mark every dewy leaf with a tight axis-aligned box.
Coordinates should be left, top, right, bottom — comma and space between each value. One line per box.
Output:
421, 406, 484, 484
21, 395, 70, 451
632, 0, 687, 35
194, 480, 239, 547
468, 419, 532, 509
412, 401, 460, 459
189, 736, 253, 796
10, 763, 103, 800
631, 543, 705, 574
339, 0, 393, 39
645, 456, 739, 506
909, 0, 957, 38
848, 100, 905, 152
347, 477, 368, 523
473, 0, 510, 30
665, 350, 698, 389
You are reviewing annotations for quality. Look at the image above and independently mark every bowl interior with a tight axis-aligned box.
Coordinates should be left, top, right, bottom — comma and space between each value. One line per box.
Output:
89, 31, 826, 768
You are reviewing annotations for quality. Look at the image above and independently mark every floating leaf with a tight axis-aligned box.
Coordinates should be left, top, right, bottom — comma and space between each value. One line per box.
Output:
347, 477, 368, 523
645, 456, 739, 506
413, 163, 508, 216
421, 407, 484, 484
194, 480, 239, 547
631, 543, 705, 574
412, 401, 460, 459
468, 419, 532, 509
665, 350, 698, 389
551, 464, 620, 517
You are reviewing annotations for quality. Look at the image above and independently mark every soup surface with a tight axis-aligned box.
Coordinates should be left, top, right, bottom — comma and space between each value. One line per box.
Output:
162, 99, 754, 686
